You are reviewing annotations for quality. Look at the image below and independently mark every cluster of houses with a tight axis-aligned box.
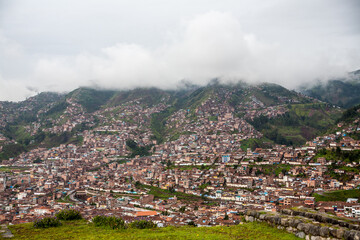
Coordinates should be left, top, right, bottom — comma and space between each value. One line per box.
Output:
0, 90, 359, 226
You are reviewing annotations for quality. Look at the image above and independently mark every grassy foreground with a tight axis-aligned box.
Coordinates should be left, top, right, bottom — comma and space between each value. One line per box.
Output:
5, 220, 299, 240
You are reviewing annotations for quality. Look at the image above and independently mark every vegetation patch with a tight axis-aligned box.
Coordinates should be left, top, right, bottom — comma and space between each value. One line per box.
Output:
313, 189, 360, 202
249, 103, 341, 146
9, 220, 300, 240
240, 138, 273, 151
56, 209, 82, 221
33, 217, 61, 228
0, 144, 26, 161
337, 104, 360, 123
251, 164, 292, 177
315, 148, 360, 163
129, 220, 157, 229
135, 182, 205, 202
68, 88, 116, 112
92, 216, 127, 229
126, 139, 152, 157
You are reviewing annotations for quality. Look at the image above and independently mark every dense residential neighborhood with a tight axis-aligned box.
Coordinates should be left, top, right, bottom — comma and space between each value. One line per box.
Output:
1, 87, 359, 227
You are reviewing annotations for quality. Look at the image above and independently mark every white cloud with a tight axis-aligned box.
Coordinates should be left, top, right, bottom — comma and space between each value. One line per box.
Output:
1, 5, 360, 101
30, 12, 359, 92
0, 74, 33, 101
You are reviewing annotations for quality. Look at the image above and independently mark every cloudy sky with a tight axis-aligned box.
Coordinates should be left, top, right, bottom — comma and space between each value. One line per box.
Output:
1, 0, 360, 101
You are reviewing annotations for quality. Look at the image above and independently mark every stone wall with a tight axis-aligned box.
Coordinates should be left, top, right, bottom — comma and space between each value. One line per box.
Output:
244, 210, 360, 240
280, 209, 360, 231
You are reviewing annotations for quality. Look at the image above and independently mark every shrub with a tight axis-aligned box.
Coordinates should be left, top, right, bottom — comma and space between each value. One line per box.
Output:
92, 216, 126, 229
107, 216, 126, 229
187, 221, 197, 227
55, 209, 82, 221
33, 217, 61, 228
129, 220, 157, 229
92, 216, 108, 227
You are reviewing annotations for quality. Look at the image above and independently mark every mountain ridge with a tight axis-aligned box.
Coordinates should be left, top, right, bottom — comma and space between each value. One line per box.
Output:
0, 82, 344, 161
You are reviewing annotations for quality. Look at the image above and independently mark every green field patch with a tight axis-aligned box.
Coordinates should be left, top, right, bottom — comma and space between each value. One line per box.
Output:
313, 189, 360, 202
135, 183, 204, 202
0, 166, 30, 173
250, 164, 292, 177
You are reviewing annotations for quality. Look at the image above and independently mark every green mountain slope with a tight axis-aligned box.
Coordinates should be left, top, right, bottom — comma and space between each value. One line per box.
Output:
107, 88, 172, 107
0, 82, 346, 160
150, 83, 340, 146
67, 88, 117, 112
249, 103, 342, 146
337, 104, 360, 123
301, 70, 360, 108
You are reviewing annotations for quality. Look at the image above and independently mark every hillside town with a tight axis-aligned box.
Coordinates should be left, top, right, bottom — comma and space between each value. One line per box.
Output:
1, 91, 359, 227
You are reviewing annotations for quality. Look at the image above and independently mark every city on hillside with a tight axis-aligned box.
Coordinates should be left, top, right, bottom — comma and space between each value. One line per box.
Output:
1, 86, 360, 227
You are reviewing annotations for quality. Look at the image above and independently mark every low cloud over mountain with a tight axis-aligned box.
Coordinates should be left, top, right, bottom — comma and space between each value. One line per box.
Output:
1, 0, 360, 101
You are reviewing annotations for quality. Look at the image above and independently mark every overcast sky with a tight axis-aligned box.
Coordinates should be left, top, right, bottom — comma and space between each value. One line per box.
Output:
1, 0, 360, 101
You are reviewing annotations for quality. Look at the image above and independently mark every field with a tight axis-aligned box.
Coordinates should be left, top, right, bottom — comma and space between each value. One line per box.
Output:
5, 220, 300, 240
313, 189, 360, 202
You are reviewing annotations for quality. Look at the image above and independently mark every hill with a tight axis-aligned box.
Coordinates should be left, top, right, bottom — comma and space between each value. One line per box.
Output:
6, 220, 299, 240
300, 70, 360, 108
249, 103, 342, 146
0, 82, 344, 160
337, 104, 360, 123
150, 82, 341, 146
66, 87, 117, 112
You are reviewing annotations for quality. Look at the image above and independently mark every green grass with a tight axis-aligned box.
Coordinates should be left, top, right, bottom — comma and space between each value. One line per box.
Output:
68, 88, 116, 112
6, 220, 300, 240
136, 183, 204, 202
315, 148, 360, 163
208, 116, 218, 121
43, 101, 69, 117
313, 189, 360, 202
240, 138, 273, 151
0, 166, 29, 172
250, 164, 292, 177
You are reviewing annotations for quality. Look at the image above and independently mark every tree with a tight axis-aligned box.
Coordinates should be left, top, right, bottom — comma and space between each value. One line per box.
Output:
179, 206, 186, 213
188, 221, 197, 227
161, 211, 170, 216
336, 146, 341, 156
33, 158, 42, 163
